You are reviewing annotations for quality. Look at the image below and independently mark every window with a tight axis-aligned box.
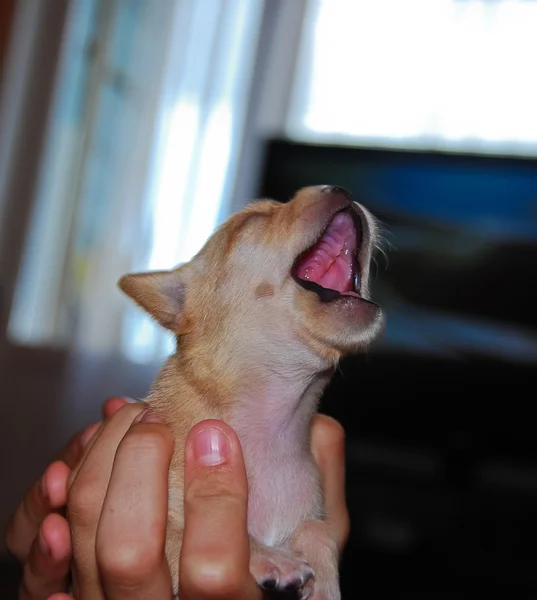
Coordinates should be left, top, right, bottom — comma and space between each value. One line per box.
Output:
288, 0, 537, 156
8, 0, 263, 363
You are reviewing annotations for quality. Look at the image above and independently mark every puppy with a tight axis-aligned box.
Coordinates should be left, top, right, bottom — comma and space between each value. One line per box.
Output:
119, 185, 384, 599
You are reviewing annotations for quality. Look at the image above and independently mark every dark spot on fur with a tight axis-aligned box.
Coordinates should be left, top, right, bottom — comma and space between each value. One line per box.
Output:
255, 283, 274, 299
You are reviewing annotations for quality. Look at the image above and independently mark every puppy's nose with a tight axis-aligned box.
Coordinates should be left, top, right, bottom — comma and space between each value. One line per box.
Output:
321, 185, 352, 199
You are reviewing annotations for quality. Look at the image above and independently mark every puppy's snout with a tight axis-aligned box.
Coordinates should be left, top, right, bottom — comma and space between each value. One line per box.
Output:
321, 185, 352, 199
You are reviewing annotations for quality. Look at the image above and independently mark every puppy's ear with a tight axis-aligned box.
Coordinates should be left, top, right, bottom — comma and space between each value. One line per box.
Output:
118, 268, 189, 332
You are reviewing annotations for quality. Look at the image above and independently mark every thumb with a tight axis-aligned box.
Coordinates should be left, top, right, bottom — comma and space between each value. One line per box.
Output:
180, 421, 261, 600
311, 414, 350, 552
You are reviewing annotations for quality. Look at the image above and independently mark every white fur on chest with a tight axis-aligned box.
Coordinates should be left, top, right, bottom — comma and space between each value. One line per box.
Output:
229, 400, 323, 547
245, 447, 321, 546
228, 373, 328, 547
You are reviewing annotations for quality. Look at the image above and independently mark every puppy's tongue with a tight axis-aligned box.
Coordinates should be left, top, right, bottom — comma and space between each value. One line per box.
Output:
296, 211, 357, 293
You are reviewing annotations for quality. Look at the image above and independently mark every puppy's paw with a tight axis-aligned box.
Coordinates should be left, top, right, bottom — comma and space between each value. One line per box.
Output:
250, 545, 314, 599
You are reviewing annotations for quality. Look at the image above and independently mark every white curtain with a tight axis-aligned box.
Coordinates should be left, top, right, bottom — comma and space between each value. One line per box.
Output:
9, 0, 264, 363
288, 0, 537, 156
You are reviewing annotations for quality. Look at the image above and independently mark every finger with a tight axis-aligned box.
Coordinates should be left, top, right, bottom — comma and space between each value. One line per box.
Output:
102, 397, 131, 419
56, 420, 101, 470
311, 415, 350, 552
41, 461, 71, 514
57, 397, 133, 469
68, 403, 147, 487
68, 403, 146, 598
20, 513, 71, 600
96, 415, 174, 599
180, 420, 261, 600
48, 595, 72, 600
56, 397, 134, 471
6, 460, 71, 562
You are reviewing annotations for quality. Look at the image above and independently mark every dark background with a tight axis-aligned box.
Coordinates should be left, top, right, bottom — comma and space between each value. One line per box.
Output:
258, 139, 537, 598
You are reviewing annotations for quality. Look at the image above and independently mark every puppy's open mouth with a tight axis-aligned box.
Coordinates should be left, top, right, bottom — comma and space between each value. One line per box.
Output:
293, 209, 363, 302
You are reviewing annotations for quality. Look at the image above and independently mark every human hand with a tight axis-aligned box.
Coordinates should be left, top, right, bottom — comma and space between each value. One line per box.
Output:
310, 413, 350, 553
49, 409, 260, 600
5, 397, 130, 600
7, 404, 349, 600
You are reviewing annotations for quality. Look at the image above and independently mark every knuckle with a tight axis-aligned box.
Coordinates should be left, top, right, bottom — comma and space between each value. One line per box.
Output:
185, 473, 244, 507
183, 556, 244, 599
66, 477, 101, 528
118, 427, 171, 458
97, 540, 161, 586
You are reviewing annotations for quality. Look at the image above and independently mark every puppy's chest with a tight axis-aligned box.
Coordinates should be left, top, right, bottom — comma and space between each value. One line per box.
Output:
239, 436, 322, 547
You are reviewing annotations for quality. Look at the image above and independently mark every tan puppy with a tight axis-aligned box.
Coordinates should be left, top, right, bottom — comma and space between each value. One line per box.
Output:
119, 185, 384, 599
